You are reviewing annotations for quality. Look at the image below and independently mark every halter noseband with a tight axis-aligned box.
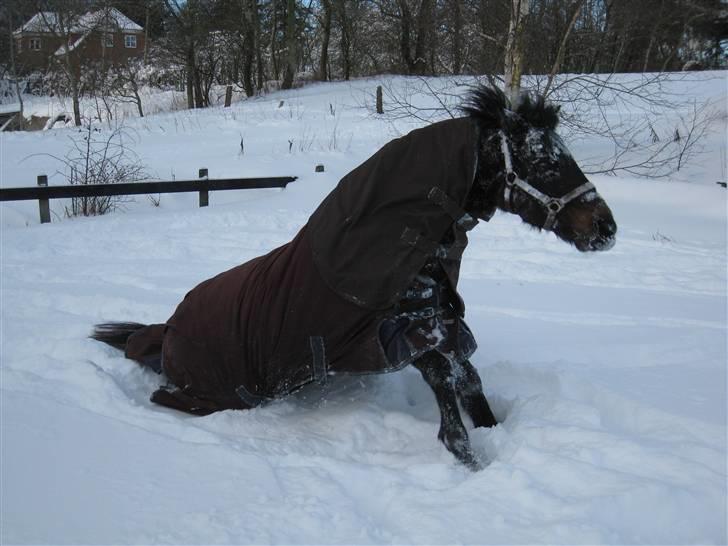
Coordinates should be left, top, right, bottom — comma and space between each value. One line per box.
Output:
499, 131, 595, 231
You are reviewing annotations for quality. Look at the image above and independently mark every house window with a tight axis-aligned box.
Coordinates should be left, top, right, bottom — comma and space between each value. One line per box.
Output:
104, 33, 114, 48
124, 35, 137, 49
29, 38, 41, 50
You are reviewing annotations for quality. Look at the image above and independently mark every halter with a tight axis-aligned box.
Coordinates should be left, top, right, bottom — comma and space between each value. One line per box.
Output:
498, 131, 595, 231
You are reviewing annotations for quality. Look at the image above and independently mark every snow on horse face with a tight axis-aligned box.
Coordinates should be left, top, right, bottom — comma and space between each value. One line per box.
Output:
92, 86, 617, 471
464, 89, 617, 253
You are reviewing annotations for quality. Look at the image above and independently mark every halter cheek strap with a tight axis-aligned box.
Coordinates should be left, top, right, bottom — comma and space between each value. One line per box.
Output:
499, 131, 595, 231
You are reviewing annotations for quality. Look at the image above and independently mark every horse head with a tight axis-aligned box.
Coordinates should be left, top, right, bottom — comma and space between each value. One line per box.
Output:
464, 87, 617, 252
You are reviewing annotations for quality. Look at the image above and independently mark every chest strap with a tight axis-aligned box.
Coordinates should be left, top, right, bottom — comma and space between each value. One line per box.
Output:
427, 187, 479, 231
401, 227, 467, 261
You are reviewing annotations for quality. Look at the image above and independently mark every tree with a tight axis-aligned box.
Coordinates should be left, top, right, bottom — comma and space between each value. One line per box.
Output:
317, 0, 332, 80
162, 0, 212, 108
3, 1, 27, 128
281, 0, 298, 89
503, 0, 530, 102
32, 0, 93, 126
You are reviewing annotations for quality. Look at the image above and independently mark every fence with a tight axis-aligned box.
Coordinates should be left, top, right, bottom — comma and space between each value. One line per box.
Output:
0, 169, 298, 224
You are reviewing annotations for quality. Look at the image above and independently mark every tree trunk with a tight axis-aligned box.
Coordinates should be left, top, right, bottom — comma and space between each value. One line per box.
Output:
504, 0, 530, 104
8, 14, 24, 130
334, 0, 351, 80
281, 0, 297, 89
451, 0, 463, 74
64, 53, 82, 125
251, 0, 264, 90
193, 68, 205, 107
186, 43, 197, 108
318, 0, 332, 81
186, 70, 194, 109
397, 0, 415, 73
242, 0, 256, 96
269, 0, 279, 81
413, 0, 433, 75
143, 2, 150, 65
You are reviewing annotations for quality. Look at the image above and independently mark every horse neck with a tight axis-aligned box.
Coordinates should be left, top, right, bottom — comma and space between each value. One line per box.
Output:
466, 129, 506, 216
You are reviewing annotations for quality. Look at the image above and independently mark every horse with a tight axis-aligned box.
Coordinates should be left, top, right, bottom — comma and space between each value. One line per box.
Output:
92, 86, 617, 470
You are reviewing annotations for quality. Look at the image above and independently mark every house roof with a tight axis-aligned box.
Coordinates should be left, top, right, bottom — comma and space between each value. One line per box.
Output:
77, 8, 143, 32
14, 7, 143, 36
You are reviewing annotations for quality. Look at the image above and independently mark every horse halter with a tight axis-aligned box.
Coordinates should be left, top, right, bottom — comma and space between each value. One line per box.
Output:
498, 131, 595, 231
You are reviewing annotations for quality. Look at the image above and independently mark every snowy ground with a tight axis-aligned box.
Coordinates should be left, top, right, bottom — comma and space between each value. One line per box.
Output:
1, 74, 726, 544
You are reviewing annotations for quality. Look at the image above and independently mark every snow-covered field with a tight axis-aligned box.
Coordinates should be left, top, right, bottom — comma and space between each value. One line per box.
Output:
1, 74, 726, 544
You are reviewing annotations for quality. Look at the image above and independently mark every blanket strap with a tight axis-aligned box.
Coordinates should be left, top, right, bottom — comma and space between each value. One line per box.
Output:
235, 384, 272, 407
309, 336, 328, 384
401, 226, 466, 261
427, 187, 479, 231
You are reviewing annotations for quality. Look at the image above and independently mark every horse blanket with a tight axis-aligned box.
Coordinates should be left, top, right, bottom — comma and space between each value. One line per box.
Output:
125, 117, 482, 414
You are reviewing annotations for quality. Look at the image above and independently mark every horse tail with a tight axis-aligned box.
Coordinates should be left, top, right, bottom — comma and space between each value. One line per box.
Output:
90, 322, 147, 352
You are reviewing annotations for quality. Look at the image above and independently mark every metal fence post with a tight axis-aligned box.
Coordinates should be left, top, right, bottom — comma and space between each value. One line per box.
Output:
37, 175, 50, 224
199, 168, 209, 207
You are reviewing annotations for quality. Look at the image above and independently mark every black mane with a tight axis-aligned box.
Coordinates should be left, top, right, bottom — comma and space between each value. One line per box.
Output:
461, 86, 560, 130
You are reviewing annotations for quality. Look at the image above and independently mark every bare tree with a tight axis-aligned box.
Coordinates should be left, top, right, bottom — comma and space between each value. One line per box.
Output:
281, 0, 298, 89
162, 0, 210, 108
34, 0, 91, 126
503, 0, 530, 103
318, 0, 332, 80
27, 122, 148, 216
4, 3, 25, 129
109, 59, 145, 117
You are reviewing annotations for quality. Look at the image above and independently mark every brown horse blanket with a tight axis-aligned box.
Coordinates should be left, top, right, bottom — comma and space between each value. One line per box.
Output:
125, 117, 481, 414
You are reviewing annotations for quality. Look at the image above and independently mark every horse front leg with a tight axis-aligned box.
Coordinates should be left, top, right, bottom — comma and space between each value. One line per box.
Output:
412, 351, 480, 470
453, 360, 498, 428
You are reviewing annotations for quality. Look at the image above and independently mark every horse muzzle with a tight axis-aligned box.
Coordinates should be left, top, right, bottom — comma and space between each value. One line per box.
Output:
575, 212, 617, 252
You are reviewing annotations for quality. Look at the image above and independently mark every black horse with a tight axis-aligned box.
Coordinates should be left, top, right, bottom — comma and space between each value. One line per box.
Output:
93, 86, 616, 470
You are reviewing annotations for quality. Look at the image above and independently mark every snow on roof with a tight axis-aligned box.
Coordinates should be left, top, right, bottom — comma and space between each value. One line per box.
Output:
76, 8, 143, 32
14, 12, 61, 35
14, 8, 142, 36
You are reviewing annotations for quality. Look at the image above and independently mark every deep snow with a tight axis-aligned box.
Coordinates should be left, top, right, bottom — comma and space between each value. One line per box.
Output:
1, 74, 726, 544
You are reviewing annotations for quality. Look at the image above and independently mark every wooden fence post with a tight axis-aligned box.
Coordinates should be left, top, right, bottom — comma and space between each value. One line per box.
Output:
224, 85, 233, 107
199, 168, 209, 207
376, 86, 383, 114
37, 175, 50, 224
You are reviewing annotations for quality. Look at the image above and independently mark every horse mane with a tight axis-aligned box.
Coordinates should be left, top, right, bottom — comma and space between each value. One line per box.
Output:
516, 94, 561, 129
461, 85, 560, 130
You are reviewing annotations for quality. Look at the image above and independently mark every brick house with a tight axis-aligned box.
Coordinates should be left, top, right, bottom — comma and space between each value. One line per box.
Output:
14, 8, 145, 72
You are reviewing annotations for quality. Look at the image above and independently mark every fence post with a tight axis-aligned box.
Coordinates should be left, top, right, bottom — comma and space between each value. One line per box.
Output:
376, 85, 383, 114
198, 168, 209, 207
224, 85, 233, 107
37, 175, 50, 224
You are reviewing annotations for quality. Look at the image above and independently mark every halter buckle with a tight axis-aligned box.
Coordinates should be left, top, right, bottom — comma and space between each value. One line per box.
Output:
546, 200, 562, 213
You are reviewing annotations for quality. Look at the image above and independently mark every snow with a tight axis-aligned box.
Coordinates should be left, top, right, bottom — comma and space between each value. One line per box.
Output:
14, 8, 143, 35
1, 74, 726, 544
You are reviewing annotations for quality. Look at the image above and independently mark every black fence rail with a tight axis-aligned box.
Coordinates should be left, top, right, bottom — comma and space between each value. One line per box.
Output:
0, 170, 298, 224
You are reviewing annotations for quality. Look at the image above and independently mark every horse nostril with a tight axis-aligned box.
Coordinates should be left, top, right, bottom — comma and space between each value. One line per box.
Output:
598, 217, 616, 237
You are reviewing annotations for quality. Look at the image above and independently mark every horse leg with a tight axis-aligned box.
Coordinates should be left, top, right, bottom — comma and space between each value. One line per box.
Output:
453, 360, 498, 428
412, 351, 480, 470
